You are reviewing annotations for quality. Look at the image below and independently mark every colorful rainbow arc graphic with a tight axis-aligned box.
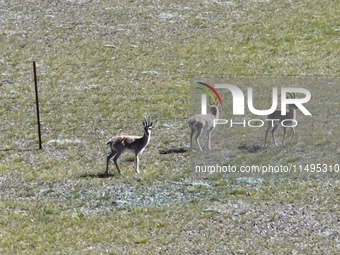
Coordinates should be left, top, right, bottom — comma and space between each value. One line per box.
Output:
196, 82, 223, 106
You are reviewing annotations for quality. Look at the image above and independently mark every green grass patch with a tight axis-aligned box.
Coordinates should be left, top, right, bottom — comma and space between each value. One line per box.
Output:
1, 0, 340, 254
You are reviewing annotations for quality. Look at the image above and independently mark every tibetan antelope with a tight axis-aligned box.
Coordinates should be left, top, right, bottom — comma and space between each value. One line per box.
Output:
265, 93, 298, 147
105, 116, 152, 175
188, 98, 219, 152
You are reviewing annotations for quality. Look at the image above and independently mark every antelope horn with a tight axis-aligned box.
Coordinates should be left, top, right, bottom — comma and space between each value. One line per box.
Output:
209, 96, 218, 106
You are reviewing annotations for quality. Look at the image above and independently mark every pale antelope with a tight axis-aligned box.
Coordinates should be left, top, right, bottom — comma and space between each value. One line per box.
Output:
188, 98, 219, 152
105, 116, 152, 175
265, 93, 298, 147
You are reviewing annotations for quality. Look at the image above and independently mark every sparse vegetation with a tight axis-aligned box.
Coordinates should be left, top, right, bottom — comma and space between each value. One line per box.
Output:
1, 0, 340, 254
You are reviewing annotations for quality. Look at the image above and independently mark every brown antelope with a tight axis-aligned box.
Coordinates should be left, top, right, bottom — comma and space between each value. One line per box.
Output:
188, 98, 219, 152
265, 93, 298, 147
105, 116, 152, 174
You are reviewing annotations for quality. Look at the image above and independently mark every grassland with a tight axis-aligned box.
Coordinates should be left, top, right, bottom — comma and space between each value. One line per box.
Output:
1, 0, 340, 254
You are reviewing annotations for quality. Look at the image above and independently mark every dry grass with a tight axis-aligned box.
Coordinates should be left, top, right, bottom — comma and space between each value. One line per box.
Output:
1, 0, 340, 254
